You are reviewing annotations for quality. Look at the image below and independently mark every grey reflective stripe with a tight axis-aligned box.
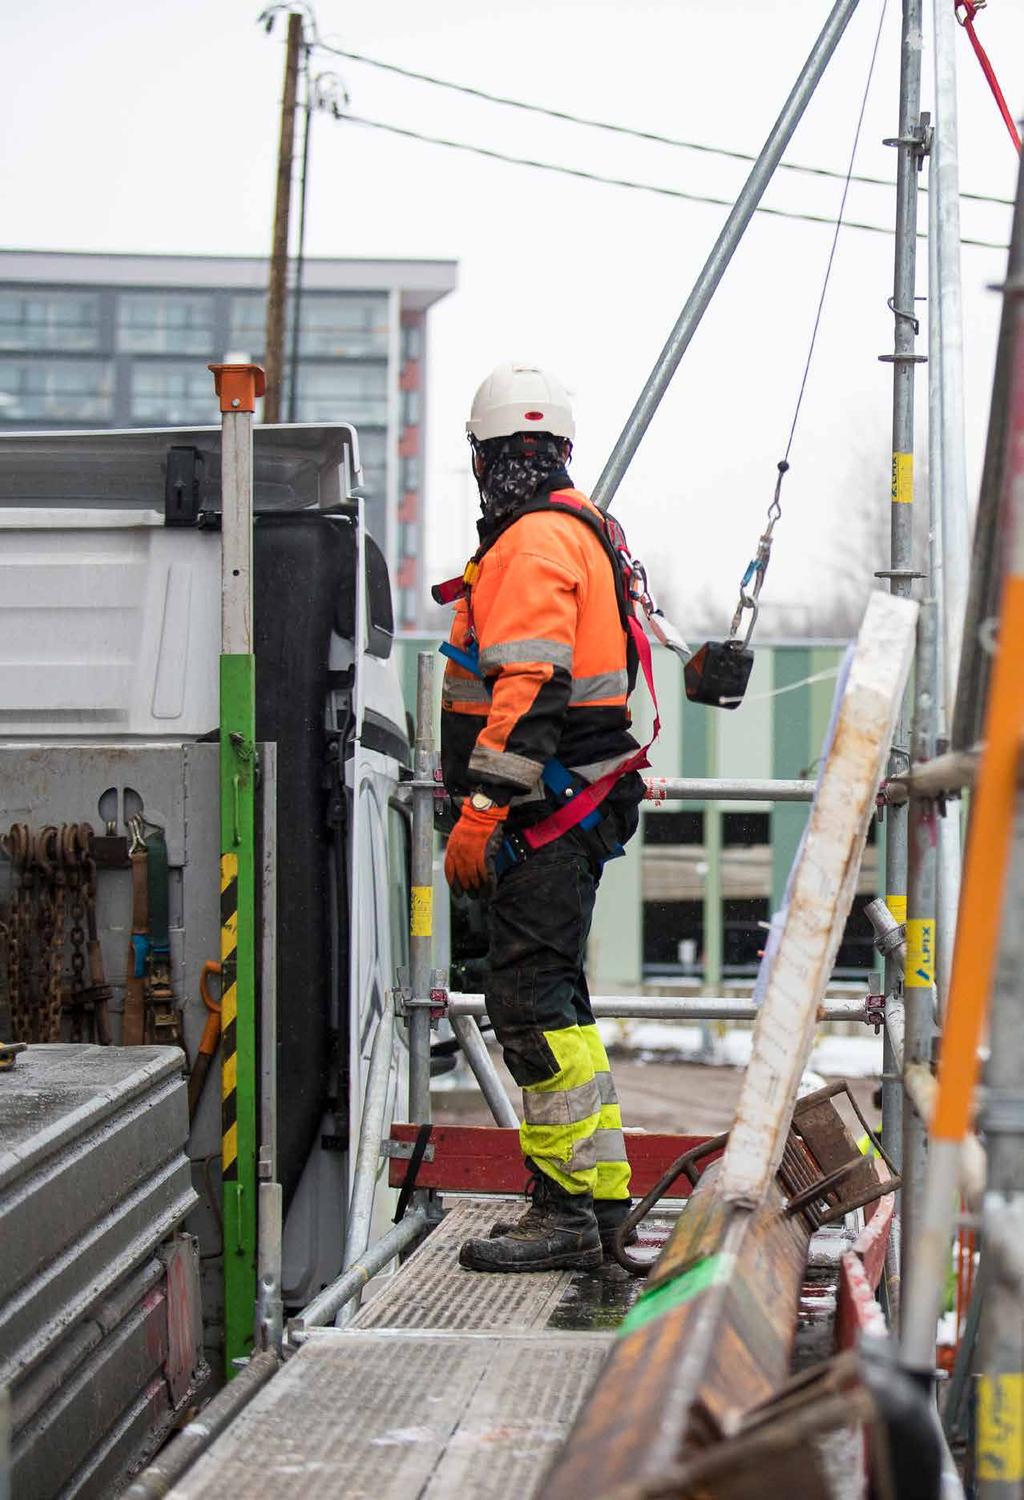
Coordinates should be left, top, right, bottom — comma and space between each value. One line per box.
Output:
442, 675, 490, 704
566, 1133, 600, 1172
595, 1070, 618, 1106
468, 744, 544, 790
569, 754, 632, 783
478, 638, 573, 673
523, 1077, 600, 1126
593, 1127, 628, 1164
569, 669, 628, 704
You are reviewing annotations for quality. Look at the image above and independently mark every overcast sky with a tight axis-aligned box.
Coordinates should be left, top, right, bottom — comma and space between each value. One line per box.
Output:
3, 0, 1021, 632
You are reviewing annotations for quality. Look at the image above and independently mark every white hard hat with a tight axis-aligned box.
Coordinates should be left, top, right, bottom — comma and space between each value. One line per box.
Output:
466, 362, 575, 443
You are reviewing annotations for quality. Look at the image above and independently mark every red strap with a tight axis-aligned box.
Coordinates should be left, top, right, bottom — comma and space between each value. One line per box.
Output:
432, 574, 468, 606
956, 1, 1022, 155
523, 616, 660, 852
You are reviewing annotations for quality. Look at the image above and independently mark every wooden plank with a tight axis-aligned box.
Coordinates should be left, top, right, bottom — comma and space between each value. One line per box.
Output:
720, 591, 918, 1207
386, 1124, 716, 1196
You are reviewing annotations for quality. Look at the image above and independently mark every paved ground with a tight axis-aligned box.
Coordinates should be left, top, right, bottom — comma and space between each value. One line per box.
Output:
433, 1049, 879, 1136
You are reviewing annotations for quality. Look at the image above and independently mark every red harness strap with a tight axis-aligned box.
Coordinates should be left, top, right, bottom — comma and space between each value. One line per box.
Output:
956, 0, 1022, 155
521, 615, 660, 852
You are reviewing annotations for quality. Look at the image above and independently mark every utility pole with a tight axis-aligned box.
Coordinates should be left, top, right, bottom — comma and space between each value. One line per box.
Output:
879, 0, 926, 1207
264, 11, 303, 425
286, 48, 313, 424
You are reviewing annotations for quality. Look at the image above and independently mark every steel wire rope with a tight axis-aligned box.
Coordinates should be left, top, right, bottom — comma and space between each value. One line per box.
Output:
726, 0, 890, 648
312, 34, 1013, 209
337, 112, 1008, 250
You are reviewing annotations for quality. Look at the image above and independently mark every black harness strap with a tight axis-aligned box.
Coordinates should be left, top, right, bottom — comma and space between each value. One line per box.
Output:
393, 1122, 434, 1223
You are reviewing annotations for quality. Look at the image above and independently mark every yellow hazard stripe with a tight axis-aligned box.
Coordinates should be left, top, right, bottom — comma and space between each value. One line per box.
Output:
220, 853, 239, 1181
221, 1047, 237, 1098
222, 1122, 238, 1175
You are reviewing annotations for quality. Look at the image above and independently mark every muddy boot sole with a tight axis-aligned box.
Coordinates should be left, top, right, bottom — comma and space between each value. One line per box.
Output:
459, 1238, 604, 1274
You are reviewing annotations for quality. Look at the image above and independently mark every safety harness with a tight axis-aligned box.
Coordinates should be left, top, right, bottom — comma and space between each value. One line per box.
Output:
433, 490, 660, 870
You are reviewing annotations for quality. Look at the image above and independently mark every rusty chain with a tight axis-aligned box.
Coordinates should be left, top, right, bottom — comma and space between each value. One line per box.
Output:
2, 825, 33, 1041
1, 820, 121, 1047
64, 824, 89, 1042
34, 826, 66, 1043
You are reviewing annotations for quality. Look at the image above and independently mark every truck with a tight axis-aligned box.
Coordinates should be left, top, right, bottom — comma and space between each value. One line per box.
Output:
0, 418, 415, 1494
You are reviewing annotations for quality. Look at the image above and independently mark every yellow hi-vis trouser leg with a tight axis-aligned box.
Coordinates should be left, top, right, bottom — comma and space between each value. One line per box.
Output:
580, 1023, 631, 1201
520, 1025, 601, 1195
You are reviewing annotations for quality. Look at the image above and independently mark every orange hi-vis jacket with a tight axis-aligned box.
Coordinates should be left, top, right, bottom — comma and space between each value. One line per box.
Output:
440, 486, 641, 810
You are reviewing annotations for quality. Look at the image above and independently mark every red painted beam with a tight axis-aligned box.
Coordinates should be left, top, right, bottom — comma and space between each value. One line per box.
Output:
853, 1167, 895, 1292
387, 1124, 717, 1196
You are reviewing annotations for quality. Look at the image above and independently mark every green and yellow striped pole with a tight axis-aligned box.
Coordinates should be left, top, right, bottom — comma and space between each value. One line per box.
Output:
210, 362, 265, 1374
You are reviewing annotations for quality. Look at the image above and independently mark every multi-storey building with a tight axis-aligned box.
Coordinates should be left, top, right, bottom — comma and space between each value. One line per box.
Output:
0, 250, 457, 627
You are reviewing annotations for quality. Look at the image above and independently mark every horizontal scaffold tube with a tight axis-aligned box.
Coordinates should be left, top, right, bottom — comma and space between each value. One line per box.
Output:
883, 747, 979, 803
125, 1351, 280, 1498
643, 777, 816, 802
446, 995, 870, 1022
289, 1209, 428, 1338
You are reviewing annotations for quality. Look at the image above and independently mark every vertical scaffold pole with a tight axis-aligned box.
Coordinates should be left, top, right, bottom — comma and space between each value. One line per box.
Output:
210, 361, 266, 1374
879, 0, 925, 1182
901, 246, 1024, 1375
409, 652, 435, 1126
902, 598, 937, 1267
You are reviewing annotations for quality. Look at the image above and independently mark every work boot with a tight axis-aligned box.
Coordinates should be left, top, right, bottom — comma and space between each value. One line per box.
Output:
489, 1195, 638, 1252
459, 1167, 602, 1273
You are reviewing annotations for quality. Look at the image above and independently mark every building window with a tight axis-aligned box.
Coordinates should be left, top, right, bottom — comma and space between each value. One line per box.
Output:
723, 897, 770, 973
0, 358, 114, 422
834, 895, 879, 976
643, 900, 703, 974
643, 811, 703, 846
401, 386, 421, 427
296, 362, 387, 425
401, 319, 423, 361
129, 362, 217, 425
299, 294, 389, 358
0, 290, 101, 352
117, 292, 216, 355
228, 294, 265, 358
400, 453, 421, 493
722, 812, 770, 847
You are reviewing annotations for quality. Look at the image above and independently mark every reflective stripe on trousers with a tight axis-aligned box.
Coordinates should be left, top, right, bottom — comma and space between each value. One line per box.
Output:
519, 1023, 630, 1199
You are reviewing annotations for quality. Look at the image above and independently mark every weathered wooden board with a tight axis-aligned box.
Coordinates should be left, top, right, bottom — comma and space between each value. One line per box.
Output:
719, 591, 917, 1207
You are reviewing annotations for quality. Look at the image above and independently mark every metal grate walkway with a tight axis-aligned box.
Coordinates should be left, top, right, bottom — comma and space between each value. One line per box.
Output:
169, 1201, 669, 1499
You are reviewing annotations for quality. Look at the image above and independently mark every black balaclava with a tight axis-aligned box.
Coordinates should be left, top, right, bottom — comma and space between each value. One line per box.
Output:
473, 432, 571, 534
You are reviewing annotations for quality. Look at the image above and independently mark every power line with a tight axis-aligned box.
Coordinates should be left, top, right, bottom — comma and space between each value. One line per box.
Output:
341, 112, 1010, 250
316, 38, 1014, 210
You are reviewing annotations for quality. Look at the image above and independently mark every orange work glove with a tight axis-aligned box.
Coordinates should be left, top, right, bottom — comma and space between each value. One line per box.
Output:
444, 796, 510, 899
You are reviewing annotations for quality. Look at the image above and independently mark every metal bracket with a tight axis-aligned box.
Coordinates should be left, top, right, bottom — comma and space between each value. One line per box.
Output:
877, 353, 928, 364
381, 1139, 436, 1163
887, 296, 920, 335
874, 568, 926, 581
883, 111, 932, 166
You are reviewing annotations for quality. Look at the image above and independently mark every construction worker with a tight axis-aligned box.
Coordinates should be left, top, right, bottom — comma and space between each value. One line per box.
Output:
438, 362, 646, 1273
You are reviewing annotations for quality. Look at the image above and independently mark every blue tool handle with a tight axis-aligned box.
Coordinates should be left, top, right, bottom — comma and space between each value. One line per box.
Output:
131, 933, 150, 979
439, 641, 482, 676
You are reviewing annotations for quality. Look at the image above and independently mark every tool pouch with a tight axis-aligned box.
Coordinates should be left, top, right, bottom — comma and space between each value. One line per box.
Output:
684, 640, 754, 710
